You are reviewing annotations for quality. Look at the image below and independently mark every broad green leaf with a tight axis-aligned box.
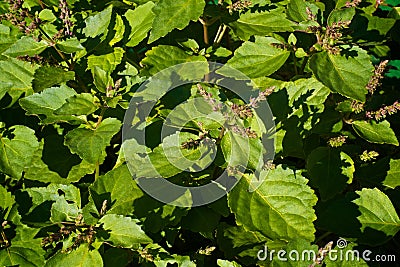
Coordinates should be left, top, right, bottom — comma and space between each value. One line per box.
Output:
148, 0, 205, 43
45, 244, 103, 267
65, 118, 121, 164
217, 37, 290, 79
56, 38, 85, 53
0, 185, 14, 212
229, 9, 296, 40
32, 66, 75, 92
140, 45, 207, 76
284, 77, 330, 106
352, 120, 399, 146
87, 47, 124, 73
286, 0, 311, 22
92, 66, 113, 93
222, 224, 269, 248
327, 7, 356, 26
125, 2, 155, 46
50, 197, 80, 222
228, 166, 318, 241
217, 259, 242, 267
83, 5, 112, 38
89, 165, 144, 215
310, 49, 373, 101
19, 85, 76, 116
0, 240, 45, 267
353, 188, 400, 237
0, 58, 38, 103
221, 131, 264, 171
361, 14, 396, 35
3, 36, 48, 57
99, 214, 152, 247
383, 159, 400, 188
306, 147, 354, 201
55, 93, 99, 116
24, 184, 81, 208
0, 125, 39, 179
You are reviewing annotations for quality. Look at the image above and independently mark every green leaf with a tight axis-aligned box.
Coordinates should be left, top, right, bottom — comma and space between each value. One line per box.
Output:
270, 239, 318, 266
109, 14, 125, 46
87, 47, 124, 73
0, 58, 38, 103
3, 36, 48, 57
217, 36, 290, 78
32, 66, 75, 92
83, 5, 113, 38
0, 125, 39, 179
228, 166, 318, 241
140, 45, 207, 76
56, 38, 85, 53
55, 93, 99, 116
148, 0, 205, 43
383, 159, 400, 189
284, 77, 330, 106
352, 120, 399, 146
217, 259, 242, 267
181, 207, 221, 232
229, 9, 296, 40
89, 165, 144, 215
310, 48, 374, 101
0, 184, 14, 212
99, 214, 152, 247
306, 147, 354, 201
287, 0, 318, 22
45, 244, 103, 267
65, 118, 121, 164
0, 240, 45, 267
51, 197, 80, 222
353, 188, 400, 237
125, 2, 155, 46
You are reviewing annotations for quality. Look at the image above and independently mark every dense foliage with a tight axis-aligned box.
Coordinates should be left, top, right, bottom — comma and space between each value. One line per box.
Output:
0, 0, 400, 266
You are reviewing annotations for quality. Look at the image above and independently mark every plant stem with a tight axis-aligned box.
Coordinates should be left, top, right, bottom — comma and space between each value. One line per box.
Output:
213, 24, 227, 47
202, 23, 209, 46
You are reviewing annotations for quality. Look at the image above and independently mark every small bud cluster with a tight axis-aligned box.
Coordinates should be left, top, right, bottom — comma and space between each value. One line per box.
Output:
228, 0, 252, 12
345, 0, 361, 7
351, 100, 365, 114
1, 0, 42, 37
16, 54, 45, 64
306, 7, 316, 21
230, 125, 258, 138
327, 135, 347, 147
106, 78, 122, 98
231, 103, 253, 119
42, 225, 77, 246
263, 160, 276, 170
366, 60, 388, 94
249, 86, 275, 108
197, 84, 222, 111
365, 100, 400, 121
323, 21, 351, 55
310, 241, 333, 267
181, 132, 211, 150
360, 150, 379, 162
59, 0, 73, 36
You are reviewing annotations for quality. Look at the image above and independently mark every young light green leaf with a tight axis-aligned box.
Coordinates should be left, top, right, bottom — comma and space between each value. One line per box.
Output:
32, 66, 75, 92
352, 120, 399, 146
228, 166, 318, 241
55, 93, 99, 116
64, 118, 121, 164
217, 37, 290, 79
45, 244, 103, 267
383, 159, 400, 189
56, 38, 85, 53
87, 47, 124, 73
0, 185, 14, 211
3, 36, 48, 57
140, 45, 207, 76
306, 147, 354, 201
89, 165, 144, 215
353, 188, 400, 237
217, 259, 242, 267
229, 9, 296, 40
109, 14, 125, 46
0, 125, 39, 179
148, 0, 205, 43
125, 2, 155, 46
83, 5, 112, 38
310, 48, 373, 101
0, 240, 45, 267
99, 214, 152, 247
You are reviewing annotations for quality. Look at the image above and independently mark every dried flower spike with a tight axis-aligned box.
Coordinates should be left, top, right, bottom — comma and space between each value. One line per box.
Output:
366, 60, 388, 94
327, 135, 347, 147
